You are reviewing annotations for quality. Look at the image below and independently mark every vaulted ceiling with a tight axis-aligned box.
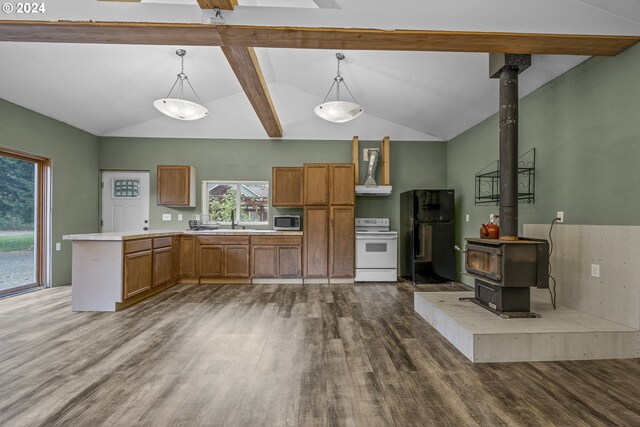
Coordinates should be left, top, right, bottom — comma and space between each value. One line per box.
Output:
0, 0, 638, 141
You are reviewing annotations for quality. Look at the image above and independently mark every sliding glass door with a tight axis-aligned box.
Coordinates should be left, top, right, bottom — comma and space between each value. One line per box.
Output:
0, 149, 48, 296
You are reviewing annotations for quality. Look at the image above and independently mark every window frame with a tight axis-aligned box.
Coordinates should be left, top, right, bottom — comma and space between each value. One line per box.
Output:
201, 180, 270, 226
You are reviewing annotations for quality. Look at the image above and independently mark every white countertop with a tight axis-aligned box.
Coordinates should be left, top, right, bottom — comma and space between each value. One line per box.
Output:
63, 229, 303, 241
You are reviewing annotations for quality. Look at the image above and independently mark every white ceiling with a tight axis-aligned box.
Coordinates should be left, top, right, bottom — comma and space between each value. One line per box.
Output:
1, 0, 637, 140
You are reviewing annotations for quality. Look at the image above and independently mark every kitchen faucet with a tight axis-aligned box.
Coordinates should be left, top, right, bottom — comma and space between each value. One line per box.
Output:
230, 210, 245, 230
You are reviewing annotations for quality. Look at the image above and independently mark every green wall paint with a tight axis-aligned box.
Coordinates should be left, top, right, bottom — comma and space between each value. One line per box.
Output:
447, 44, 640, 285
0, 99, 100, 286
98, 137, 447, 234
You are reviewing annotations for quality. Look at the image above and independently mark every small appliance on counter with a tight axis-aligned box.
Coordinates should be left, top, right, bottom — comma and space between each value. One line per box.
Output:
355, 218, 398, 282
273, 215, 301, 231
188, 215, 220, 231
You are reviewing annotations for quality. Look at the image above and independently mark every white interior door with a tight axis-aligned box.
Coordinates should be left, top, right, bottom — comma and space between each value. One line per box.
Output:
101, 171, 150, 233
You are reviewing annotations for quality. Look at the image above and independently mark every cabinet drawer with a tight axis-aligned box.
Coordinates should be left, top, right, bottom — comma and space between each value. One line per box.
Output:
198, 235, 250, 245
153, 236, 173, 249
124, 239, 152, 254
251, 235, 302, 246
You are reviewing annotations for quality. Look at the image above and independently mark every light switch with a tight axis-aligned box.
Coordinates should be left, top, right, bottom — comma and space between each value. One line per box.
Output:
162, 214, 172, 221
178, 214, 183, 221
465, 214, 470, 222
591, 264, 600, 278
55, 242, 61, 251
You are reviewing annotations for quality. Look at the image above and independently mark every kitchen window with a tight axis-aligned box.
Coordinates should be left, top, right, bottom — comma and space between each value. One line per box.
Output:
202, 181, 269, 225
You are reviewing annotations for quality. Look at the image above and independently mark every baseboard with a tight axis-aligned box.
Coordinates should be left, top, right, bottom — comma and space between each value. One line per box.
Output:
252, 278, 303, 285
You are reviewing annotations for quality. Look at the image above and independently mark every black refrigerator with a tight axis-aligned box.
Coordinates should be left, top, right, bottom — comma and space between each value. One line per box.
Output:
400, 189, 456, 283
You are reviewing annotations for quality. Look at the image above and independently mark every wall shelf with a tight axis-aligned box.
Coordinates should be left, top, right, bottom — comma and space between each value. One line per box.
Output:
475, 148, 535, 206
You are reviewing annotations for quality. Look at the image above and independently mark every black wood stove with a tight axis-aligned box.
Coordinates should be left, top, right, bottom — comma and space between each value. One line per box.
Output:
464, 238, 548, 317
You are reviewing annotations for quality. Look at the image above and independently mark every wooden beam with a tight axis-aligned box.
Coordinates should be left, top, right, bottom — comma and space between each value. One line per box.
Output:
221, 46, 282, 138
352, 136, 359, 186
197, 0, 237, 10
216, 25, 639, 56
0, 21, 637, 56
0, 21, 222, 45
381, 137, 390, 186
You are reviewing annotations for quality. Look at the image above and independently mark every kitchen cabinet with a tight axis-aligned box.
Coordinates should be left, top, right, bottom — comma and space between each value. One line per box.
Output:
251, 235, 302, 278
198, 245, 224, 277
304, 206, 329, 278
157, 165, 196, 207
272, 167, 303, 207
152, 237, 173, 288
197, 235, 250, 278
329, 206, 355, 278
172, 236, 180, 281
180, 236, 197, 279
123, 239, 153, 300
330, 164, 355, 206
303, 164, 330, 206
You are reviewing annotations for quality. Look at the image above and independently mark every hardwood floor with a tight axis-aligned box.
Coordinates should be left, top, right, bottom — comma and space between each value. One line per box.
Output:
0, 283, 639, 426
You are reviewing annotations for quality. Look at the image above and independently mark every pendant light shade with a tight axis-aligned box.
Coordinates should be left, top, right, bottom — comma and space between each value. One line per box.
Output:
154, 49, 209, 121
314, 53, 363, 123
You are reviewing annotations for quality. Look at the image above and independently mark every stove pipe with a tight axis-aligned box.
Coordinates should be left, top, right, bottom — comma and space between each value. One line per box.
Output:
489, 54, 531, 241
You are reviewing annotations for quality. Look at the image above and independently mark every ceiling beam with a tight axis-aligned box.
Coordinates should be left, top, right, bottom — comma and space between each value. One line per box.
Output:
0, 21, 222, 45
216, 25, 639, 56
221, 46, 282, 138
0, 21, 637, 56
197, 0, 237, 10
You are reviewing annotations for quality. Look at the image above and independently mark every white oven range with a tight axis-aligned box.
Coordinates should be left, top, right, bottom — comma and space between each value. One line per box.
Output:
355, 218, 398, 282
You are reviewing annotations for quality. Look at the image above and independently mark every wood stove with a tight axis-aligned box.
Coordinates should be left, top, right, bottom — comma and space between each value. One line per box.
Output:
465, 238, 549, 317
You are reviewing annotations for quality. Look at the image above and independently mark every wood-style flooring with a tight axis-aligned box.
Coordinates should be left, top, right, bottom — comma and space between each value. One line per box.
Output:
0, 282, 639, 426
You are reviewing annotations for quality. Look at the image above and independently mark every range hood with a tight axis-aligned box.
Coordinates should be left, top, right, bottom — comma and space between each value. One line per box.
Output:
355, 185, 392, 196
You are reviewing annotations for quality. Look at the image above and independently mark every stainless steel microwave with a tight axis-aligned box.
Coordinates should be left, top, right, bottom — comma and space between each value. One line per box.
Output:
273, 215, 301, 230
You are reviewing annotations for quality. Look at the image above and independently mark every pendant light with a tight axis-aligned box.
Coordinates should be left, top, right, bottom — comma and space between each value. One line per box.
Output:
153, 49, 209, 121
314, 53, 363, 123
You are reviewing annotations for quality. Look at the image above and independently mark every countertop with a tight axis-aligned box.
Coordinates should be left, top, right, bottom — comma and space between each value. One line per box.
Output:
63, 229, 303, 241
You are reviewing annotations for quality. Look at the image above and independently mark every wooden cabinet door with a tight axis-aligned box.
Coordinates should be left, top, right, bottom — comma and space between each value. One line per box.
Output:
278, 246, 302, 278
304, 206, 329, 278
226, 245, 250, 277
123, 250, 152, 299
199, 245, 224, 277
304, 164, 329, 206
180, 236, 197, 278
329, 206, 355, 278
272, 167, 303, 207
153, 246, 173, 287
157, 165, 194, 206
172, 236, 181, 280
330, 164, 355, 206
251, 246, 278, 278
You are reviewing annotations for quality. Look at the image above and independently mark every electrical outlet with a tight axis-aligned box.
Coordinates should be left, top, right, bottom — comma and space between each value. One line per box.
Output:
557, 211, 564, 223
178, 214, 183, 221
55, 242, 61, 251
465, 214, 470, 222
194, 214, 201, 221
591, 264, 600, 278
162, 214, 172, 221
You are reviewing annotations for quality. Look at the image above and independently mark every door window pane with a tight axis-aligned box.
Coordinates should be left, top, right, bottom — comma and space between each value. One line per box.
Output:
0, 155, 36, 293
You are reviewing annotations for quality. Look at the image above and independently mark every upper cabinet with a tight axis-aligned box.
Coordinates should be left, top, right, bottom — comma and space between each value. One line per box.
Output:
157, 165, 196, 207
330, 164, 355, 206
272, 167, 303, 207
303, 163, 330, 206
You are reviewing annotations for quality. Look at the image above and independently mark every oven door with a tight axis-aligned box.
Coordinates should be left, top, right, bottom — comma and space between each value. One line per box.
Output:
356, 234, 398, 269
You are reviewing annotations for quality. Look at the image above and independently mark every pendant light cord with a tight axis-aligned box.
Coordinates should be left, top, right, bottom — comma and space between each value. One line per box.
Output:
321, 55, 359, 104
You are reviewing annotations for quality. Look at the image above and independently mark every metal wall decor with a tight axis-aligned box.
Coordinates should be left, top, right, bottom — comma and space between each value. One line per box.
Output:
112, 179, 140, 199
474, 148, 535, 206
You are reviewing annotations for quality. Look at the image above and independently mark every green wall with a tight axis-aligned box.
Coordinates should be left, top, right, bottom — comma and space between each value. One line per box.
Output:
0, 99, 100, 286
99, 137, 447, 233
447, 43, 640, 284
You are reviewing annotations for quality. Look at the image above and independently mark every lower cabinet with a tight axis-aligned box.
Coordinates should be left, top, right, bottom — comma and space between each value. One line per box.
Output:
329, 206, 355, 278
198, 245, 225, 277
123, 249, 153, 300
152, 246, 173, 287
304, 206, 329, 278
225, 245, 250, 277
180, 236, 197, 279
251, 236, 302, 279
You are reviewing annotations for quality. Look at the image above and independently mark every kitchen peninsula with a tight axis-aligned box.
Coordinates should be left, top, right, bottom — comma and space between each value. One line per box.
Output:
64, 229, 303, 312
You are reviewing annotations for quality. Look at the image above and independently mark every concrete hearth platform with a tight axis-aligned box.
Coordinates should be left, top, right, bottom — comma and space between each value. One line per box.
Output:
414, 291, 640, 363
